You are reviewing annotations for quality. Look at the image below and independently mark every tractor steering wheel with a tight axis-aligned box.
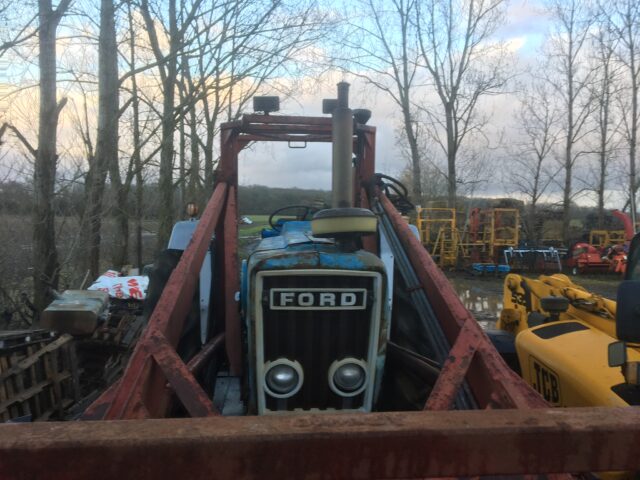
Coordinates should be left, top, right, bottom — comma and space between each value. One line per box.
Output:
375, 173, 414, 214
268, 205, 313, 230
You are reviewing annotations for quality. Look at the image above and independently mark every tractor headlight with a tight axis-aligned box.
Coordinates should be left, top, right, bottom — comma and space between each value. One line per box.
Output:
264, 359, 303, 398
329, 358, 368, 397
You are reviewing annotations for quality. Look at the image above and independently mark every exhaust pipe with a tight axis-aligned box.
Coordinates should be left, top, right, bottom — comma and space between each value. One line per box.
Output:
331, 82, 353, 208
312, 82, 377, 238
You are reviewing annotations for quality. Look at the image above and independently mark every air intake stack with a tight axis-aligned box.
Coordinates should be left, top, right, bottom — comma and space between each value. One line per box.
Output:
312, 83, 377, 238
332, 82, 353, 208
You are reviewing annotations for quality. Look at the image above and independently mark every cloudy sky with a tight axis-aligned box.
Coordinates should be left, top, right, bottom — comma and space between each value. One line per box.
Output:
238, 1, 553, 194
1, 0, 628, 208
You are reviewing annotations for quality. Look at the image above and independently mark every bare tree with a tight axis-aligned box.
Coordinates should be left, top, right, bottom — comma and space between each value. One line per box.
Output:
178, 56, 200, 204
588, 23, 621, 228
0, 3, 38, 57
544, 0, 595, 244
415, 0, 510, 208
123, 1, 144, 270
338, 0, 423, 200
139, 0, 206, 250
510, 80, 560, 243
81, 0, 118, 279
32, 0, 72, 314
200, 0, 328, 195
604, 0, 640, 228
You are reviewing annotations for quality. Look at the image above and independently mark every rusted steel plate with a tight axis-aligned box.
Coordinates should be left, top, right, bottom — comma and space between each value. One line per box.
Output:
378, 193, 547, 409
237, 133, 333, 143
154, 181, 228, 343
424, 319, 481, 410
186, 332, 225, 375
360, 187, 378, 254
149, 331, 217, 417
1, 408, 638, 479
244, 124, 333, 135
241, 113, 333, 126
238, 114, 376, 134
223, 186, 242, 376
86, 182, 228, 420
80, 379, 120, 420
386, 341, 440, 384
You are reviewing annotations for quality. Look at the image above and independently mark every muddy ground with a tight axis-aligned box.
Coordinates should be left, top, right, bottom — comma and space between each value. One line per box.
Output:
446, 271, 621, 329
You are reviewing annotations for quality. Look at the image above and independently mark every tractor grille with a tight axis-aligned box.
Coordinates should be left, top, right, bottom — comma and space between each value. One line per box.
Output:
260, 274, 375, 411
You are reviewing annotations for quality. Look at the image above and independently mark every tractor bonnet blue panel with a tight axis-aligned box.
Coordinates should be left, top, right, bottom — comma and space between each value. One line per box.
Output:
247, 221, 385, 274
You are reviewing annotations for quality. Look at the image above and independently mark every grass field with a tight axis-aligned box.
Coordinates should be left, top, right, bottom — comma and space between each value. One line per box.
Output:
238, 214, 270, 259
239, 214, 269, 237
238, 214, 303, 258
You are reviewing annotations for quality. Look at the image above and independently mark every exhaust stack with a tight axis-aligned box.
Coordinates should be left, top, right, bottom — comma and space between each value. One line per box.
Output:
331, 82, 353, 208
312, 82, 377, 238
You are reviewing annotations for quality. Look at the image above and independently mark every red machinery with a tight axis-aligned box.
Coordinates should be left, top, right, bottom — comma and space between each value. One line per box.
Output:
1, 87, 638, 478
565, 210, 635, 275
565, 242, 611, 275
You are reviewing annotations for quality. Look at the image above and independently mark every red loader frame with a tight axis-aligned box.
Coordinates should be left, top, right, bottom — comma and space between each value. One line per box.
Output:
1, 113, 638, 479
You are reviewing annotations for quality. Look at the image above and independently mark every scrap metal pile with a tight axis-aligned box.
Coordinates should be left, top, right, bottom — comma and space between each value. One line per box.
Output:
0, 271, 147, 422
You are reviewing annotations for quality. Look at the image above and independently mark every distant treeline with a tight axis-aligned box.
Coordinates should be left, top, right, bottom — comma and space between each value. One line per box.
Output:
0, 180, 629, 239
238, 185, 330, 215
0, 180, 332, 218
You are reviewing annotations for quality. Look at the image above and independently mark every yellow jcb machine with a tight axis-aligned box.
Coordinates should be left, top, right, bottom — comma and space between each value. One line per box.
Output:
496, 233, 640, 408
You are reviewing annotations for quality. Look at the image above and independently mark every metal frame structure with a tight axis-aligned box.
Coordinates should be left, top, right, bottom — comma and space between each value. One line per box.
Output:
1, 407, 639, 478
469, 207, 519, 259
590, 230, 626, 248
2, 111, 637, 477
416, 207, 461, 267
416, 207, 456, 248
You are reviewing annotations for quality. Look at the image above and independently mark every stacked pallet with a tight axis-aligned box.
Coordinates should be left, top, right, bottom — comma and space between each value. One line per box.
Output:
75, 299, 145, 396
0, 330, 79, 422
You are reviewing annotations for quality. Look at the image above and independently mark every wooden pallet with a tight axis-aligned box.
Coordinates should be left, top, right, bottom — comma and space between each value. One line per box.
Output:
0, 333, 79, 422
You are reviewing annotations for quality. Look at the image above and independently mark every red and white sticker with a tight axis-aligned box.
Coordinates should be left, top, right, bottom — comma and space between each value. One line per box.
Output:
88, 270, 148, 300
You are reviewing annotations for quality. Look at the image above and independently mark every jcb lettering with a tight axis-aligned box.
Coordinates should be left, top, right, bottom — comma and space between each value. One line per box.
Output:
530, 357, 561, 405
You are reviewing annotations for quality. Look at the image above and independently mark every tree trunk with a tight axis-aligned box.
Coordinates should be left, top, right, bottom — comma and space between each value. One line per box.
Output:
188, 102, 199, 202
630, 57, 638, 231
528, 203, 538, 244
132, 69, 143, 271
529, 158, 541, 244
445, 104, 456, 208
597, 112, 607, 230
156, 0, 178, 250
178, 58, 187, 211
402, 106, 422, 202
33, 0, 67, 316
127, 2, 143, 270
85, 0, 118, 279
108, 161, 129, 268
598, 127, 606, 229
562, 142, 573, 245
203, 134, 214, 204
563, 54, 575, 246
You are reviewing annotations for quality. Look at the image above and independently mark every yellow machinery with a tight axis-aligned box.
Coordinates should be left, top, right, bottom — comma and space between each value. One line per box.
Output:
468, 208, 519, 258
416, 208, 460, 267
497, 273, 640, 407
417, 207, 520, 267
432, 226, 464, 267
590, 230, 626, 249
416, 207, 456, 247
